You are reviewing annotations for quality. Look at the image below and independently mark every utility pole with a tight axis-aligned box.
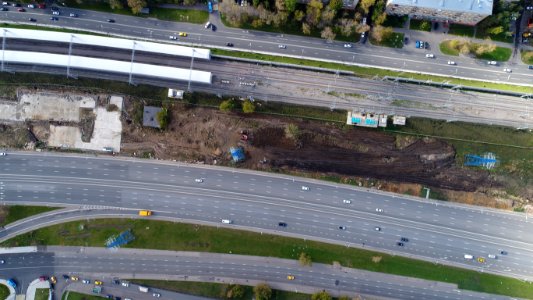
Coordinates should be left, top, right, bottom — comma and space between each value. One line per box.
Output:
1, 29, 6, 72
129, 41, 136, 85
187, 49, 196, 92
67, 34, 74, 78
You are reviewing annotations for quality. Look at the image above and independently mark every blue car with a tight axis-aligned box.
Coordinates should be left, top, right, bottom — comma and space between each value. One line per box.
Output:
415, 40, 420, 48
529, 65, 533, 70
7, 279, 16, 288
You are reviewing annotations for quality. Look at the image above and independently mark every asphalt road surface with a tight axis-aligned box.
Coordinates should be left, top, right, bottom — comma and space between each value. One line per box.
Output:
0, 247, 516, 300
0, 152, 532, 283
3, 39, 532, 128
2, 5, 533, 86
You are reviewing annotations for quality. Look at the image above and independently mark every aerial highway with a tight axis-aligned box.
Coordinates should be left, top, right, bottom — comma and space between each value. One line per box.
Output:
0, 152, 532, 282
2, 5, 533, 86
0, 246, 514, 300
3, 39, 533, 128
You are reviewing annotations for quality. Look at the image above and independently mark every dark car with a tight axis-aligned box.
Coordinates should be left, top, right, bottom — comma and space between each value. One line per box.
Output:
404, 37, 408, 44
529, 65, 533, 70
62, 274, 69, 279
396, 242, 404, 246
400, 237, 409, 242
28, 17, 36, 21
211, 24, 217, 31
278, 222, 287, 227
338, 226, 346, 230
17, 7, 24, 11
106, 295, 113, 299
112, 279, 120, 285
226, 42, 234, 47
50, 16, 58, 20
114, 297, 121, 300
107, 18, 115, 23
500, 250, 508, 255
50, 6, 58, 10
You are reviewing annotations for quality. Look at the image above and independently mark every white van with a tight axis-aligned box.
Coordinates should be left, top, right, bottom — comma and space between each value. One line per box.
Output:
464, 254, 473, 260
205, 21, 211, 29
221, 219, 232, 224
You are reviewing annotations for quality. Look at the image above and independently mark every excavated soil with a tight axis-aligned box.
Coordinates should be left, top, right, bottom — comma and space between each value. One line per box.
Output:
121, 102, 492, 192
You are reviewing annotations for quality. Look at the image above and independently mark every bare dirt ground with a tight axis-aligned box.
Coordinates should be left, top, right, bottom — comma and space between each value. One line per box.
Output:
121, 101, 500, 205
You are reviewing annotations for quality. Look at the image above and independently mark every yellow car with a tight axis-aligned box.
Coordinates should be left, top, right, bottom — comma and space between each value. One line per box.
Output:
50, 276, 57, 284
287, 275, 295, 280
70, 276, 79, 281
95, 280, 103, 285
477, 257, 485, 263
178, 32, 187, 37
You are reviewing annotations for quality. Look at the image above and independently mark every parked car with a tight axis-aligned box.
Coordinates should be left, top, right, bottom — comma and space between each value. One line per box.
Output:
204, 21, 211, 29
52, 10, 59, 15
70, 276, 79, 281
169, 35, 178, 40
28, 17, 36, 21
121, 281, 130, 287
50, 16, 58, 21
27, 3, 34, 8
82, 279, 90, 284
69, 12, 77, 17
396, 242, 404, 246
95, 280, 103, 285
152, 293, 161, 298
194, 178, 203, 183
488, 254, 497, 259
375, 208, 383, 213
529, 65, 533, 70
17, 7, 24, 11
211, 24, 217, 31
50, 276, 57, 284
400, 237, 409, 242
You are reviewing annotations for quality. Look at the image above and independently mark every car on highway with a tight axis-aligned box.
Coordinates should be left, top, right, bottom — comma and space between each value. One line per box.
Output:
477, 257, 485, 263
50, 276, 57, 284
107, 19, 115, 23
301, 186, 309, 191
278, 44, 286, 49
400, 237, 409, 242
342, 199, 351, 204
226, 42, 234, 47
52, 10, 59, 15
425, 53, 435, 58
69, 13, 77, 17
169, 35, 178, 40
0, 7, 7, 10
221, 219, 232, 224
50, 17, 58, 21
82, 279, 90, 284
194, 178, 203, 183
0, 259, 4, 264
28, 17, 36, 21
17, 7, 24, 11
503, 68, 512, 73
287, 275, 295, 280
447, 60, 456, 65
205, 21, 211, 29
343, 43, 352, 48
375, 208, 383, 213
121, 281, 130, 287
0, 152, 6, 156
278, 222, 287, 227
500, 250, 508, 255
487, 61, 498, 65
338, 226, 346, 230
375, 226, 381, 231
488, 254, 497, 259
529, 65, 533, 70
178, 32, 187, 37
396, 242, 404, 246
152, 293, 161, 298
95, 280, 103, 285
71, 276, 79, 281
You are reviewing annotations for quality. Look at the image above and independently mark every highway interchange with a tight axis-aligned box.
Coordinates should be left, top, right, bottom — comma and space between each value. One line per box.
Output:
1, 4, 533, 86
0, 152, 532, 285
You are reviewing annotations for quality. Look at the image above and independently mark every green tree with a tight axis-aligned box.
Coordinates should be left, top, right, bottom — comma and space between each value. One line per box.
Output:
294, 10, 305, 22
358, 0, 376, 14
320, 26, 336, 42
285, 0, 297, 13
312, 290, 332, 300
488, 26, 504, 35
420, 20, 431, 31
156, 107, 170, 130
219, 99, 236, 112
109, 0, 124, 10
254, 283, 272, 300
328, 0, 343, 11
298, 252, 312, 266
302, 22, 312, 35
242, 100, 256, 113
226, 284, 245, 299
127, 0, 146, 14
306, 0, 323, 27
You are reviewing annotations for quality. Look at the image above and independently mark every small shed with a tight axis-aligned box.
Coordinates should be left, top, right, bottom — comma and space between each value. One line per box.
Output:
168, 89, 184, 99
143, 106, 162, 128
230, 147, 245, 162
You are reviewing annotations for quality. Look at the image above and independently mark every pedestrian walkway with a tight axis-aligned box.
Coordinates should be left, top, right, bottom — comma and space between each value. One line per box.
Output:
25, 278, 51, 300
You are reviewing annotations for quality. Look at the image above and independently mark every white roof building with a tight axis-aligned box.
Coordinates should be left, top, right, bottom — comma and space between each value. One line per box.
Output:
386, 0, 494, 25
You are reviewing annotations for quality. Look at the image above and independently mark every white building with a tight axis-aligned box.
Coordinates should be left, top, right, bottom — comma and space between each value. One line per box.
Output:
385, 0, 494, 25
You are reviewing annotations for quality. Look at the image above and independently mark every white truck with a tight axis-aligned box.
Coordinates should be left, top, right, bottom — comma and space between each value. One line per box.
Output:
464, 254, 473, 260
139, 286, 149, 293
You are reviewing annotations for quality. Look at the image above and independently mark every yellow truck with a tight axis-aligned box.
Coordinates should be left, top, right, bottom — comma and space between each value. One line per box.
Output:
139, 210, 152, 216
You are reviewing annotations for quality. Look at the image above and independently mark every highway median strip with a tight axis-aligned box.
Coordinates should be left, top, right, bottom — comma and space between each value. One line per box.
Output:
2, 218, 532, 298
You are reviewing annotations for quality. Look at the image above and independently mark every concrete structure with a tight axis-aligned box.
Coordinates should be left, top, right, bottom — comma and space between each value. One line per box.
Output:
26, 278, 51, 300
143, 106, 163, 128
386, 0, 494, 25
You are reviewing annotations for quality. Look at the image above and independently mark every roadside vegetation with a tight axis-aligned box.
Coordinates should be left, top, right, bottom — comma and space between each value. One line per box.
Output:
438, 39, 512, 61
34, 288, 50, 300
3, 218, 533, 298
0, 205, 60, 227
409, 19, 431, 32
369, 27, 403, 48
61, 291, 106, 300
522, 50, 533, 65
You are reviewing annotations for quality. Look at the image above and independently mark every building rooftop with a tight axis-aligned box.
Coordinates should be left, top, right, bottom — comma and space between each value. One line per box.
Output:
387, 0, 493, 15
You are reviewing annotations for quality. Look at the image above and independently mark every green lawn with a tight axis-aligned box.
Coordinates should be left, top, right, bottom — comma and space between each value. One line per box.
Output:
130, 280, 310, 300
475, 46, 512, 61
370, 32, 404, 48
62, 291, 106, 300
409, 19, 431, 31
448, 24, 475, 37
439, 40, 459, 56
0, 205, 60, 227
149, 7, 208, 24
3, 218, 533, 299
521, 50, 533, 64
34, 288, 50, 300
0, 284, 9, 300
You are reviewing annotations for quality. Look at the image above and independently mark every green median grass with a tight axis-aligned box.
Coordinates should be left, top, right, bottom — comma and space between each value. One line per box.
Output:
3, 218, 533, 299
0, 205, 60, 227
62, 291, 105, 300
34, 288, 50, 300
0, 284, 9, 300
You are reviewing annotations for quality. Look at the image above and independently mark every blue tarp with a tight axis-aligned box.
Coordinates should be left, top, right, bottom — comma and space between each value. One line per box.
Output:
230, 147, 245, 162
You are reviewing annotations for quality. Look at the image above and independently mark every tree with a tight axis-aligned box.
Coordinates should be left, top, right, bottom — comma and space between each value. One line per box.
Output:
487, 25, 504, 35
320, 7, 336, 28
338, 18, 356, 36
127, 0, 146, 14
226, 284, 245, 299
420, 20, 431, 31
302, 22, 312, 35
373, 12, 387, 26
109, 0, 124, 10
328, 0, 343, 12
294, 10, 305, 22
371, 0, 385, 23
306, 0, 323, 27
285, 0, 297, 13
299, 252, 312, 266
219, 99, 236, 112
275, 0, 285, 12
156, 108, 170, 130
320, 26, 336, 42
359, 0, 376, 14
370, 25, 392, 43
355, 23, 370, 33
338, 296, 350, 300
311, 290, 332, 300
242, 100, 255, 113
254, 283, 272, 300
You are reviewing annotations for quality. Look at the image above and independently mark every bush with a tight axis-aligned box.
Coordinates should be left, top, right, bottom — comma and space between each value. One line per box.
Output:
242, 100, 255, 113
156, 107, 170, 130
312, 290, 332, 300
219, 99, 236, 112
106, 103, 119, 112
299, 252, 312, 266
253, 283, 272, 300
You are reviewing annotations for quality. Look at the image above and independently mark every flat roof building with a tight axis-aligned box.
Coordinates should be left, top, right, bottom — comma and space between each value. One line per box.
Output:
385, 0, 494, 25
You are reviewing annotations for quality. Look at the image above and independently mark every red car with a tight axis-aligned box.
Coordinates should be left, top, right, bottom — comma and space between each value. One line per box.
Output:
17, 8, 25, 12
38, 3, 45, 8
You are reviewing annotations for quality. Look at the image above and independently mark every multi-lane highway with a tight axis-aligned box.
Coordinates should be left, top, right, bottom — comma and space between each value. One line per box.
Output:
0, 152, 532, 282
2, 4, 533, 86
0, 247, 515, 300
3, 39, 533, 128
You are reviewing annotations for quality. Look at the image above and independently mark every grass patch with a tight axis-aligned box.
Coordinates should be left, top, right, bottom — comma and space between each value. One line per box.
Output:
409, 19, 431, 32
0, 284, 9, 300
3, 218, 533, 299
475, 46, 512, 61
62, 291, 106, 300
34, 288, 50, 300
439, 40, 459, 56
149, 7, 208, 24
370, 32, 404, 48
0, 205, 60, 227
212, 49, 533, 94
521, 50, 533, 65
448, 24, 475, 37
